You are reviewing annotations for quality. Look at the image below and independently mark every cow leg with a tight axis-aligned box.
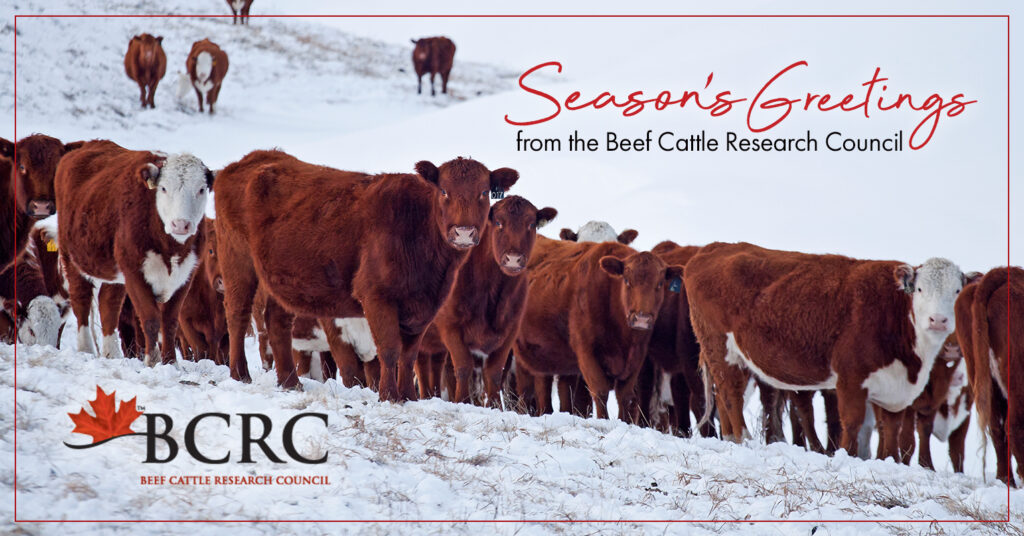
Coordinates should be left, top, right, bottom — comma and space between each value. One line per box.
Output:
441, 327, 475, 404
414, 352, 433, 399
193, 86, 204, 113
1008, 400, 1024, 486
533, 373, 553, 416
874, 407, 909, 463
320, 318, 363, 387
441, 70, 450, 94
568, 375, 592, 417
430, 353, 444, 398
429, 72, 436, 96
294, 350, 311, 377
242, 5, 250, 23
897, 409, 916, 465
362, 300, 403, 402
95, 284, 126, 359
137, 81, 147, 108
221, 251, 257, 383
916, 412, 935, 470
989, 389, 1012, 485
635, 362, 656, 427
823, 389, 841, 455
791, 391, 826, 454
667, 373, 691, 437
482, 341, 514, 409
758, 381, 786, 444
62, 255, 96, 354
147, 81, 158, 108
208, 86, 219, 115
264, 298, 299, 389
417, 74, 422, 95
948, 416, 969, 473
835, 378, 869, 456
363, 358, 380, 392
687, 371, 715, 438
178, 320, 205, 361
156, 288, 188, 365
575, 348, 612, 419
397, 331, 424, 401
789, 395, 807, 449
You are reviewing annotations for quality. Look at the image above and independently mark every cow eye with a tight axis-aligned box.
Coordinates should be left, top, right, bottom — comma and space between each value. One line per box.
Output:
496, 221, 504, 229
440, 189, 448, 198
209, 248, 214, 255
198, 187, 206, 195
528, 222, 536, 230
160, 187, 167, 193
18, 165, 25, 173
916, 287, 922, 292
481, 190, 488, 198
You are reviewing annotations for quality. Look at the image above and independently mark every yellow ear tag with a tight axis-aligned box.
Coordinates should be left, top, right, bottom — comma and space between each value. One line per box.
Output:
46, 240, 57, 252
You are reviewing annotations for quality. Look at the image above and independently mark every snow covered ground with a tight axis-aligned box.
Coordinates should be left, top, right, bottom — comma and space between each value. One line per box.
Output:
3, 0, 1022, 532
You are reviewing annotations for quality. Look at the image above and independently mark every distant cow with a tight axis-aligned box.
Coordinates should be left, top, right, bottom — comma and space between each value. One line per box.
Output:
124, 34, 167, 109
227, 0, 254, 24
0, 239, 62, 347
56, 140, 211, 365
515, 236, 684, 420
186, 39, 229, 114
0, 135, 83, 273
417, 195, 557, 406
215, 151, 518, 399
411, 37, 455, 96
957, 266, 1023, 485
559, 221, 638, 245
684, 242, 964, 458
178, 218, 228, 364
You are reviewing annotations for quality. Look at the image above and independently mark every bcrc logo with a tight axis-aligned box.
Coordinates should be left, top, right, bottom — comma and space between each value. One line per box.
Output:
65, 386, 327, 464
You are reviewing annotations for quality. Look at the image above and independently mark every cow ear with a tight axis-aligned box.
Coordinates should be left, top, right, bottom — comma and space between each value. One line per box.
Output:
139, 162, 160, 189
963, 271, 983, 286
205, 167, 215, 189
156, 36, 164, 44
63, 141, 85, 153
894, 263, 916, 292
617, 229, 639, 245
665, 265, 684, 281
559, 228, 577, 241
410, 38, 418, 45
536, 207, 558, 229
599, 256, 625, 277
415, 160, 439, 185
0, 138, 13, 159
489, 168, 519, 193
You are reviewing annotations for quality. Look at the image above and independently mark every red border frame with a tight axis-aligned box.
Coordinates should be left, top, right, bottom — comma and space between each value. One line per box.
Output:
8, 11, 1011, 524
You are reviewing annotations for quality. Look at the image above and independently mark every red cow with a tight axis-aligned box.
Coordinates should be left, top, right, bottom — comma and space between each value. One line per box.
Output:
214, 151, 518, 399
178, 218, 228, 364
957, 266, 1023, 485
124, 34, 167, 109
411, 37, 455, 96
912, 335, 972, 472
514, 236, 684, 420
415, 195, 557, 406
186, 39, 229, 115
56, 140, 211, 365
684, 242, 965, 458
227, 0, 254, 24
0, 135, 82, 273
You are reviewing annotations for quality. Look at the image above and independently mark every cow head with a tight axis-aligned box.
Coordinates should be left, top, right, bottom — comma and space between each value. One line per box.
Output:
411, 38, 430, 61
600, 252, 684, 331
144, 153, 212, 243
416, 158, 518, 250
894, 257, 964, 337
16, 295, 62, 348
560, 221, 638, 245
487, 195, 557, 276
202, 219, 224, 293
2, 135, 83, 219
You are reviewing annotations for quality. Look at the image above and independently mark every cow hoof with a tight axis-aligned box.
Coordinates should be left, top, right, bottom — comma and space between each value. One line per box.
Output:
144, 354, 158, 367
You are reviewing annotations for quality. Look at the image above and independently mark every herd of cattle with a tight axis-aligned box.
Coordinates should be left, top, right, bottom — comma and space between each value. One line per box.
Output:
1, 133, 1019, 485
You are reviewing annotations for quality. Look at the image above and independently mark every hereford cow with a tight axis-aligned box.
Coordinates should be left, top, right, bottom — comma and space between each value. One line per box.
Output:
178, 219, 228, 364
186, 39, 229, 115
0, 135, 83, 272
416, 196, 557, 406
684, 242, 965, 458
227, 0, 254, 24
515, 236, 684, 420
0, 240, 62, 347
559, 221, 638, 245
28, 223, 70, 345
55, 140, 211, 365
913, 336, 972, 472
957, 266, 1022, 485
215, 151, 518, 399
411, 37, 455, 96
124, 34, 167, 109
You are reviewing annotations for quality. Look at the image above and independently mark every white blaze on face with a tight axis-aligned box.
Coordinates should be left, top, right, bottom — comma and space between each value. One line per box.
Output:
910, 257, 963, 357
574, 221, 619, 243
18, 296, 61, 347
153, 153, 210, 243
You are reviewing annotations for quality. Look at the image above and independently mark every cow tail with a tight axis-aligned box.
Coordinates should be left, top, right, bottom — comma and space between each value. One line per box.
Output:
971, 269, 1005, 478
697, 358, 714, 431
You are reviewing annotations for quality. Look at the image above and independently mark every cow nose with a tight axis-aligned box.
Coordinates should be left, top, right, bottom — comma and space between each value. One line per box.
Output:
927, 314, 949, 331
629, 312, 654, 330
170, 219, 193, 235
28, 200, 55, 218
449, 226, 479, 248
502, 253, 525, 270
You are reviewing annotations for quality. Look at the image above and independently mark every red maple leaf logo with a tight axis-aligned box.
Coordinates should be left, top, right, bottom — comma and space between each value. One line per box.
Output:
67, 386, 143, 444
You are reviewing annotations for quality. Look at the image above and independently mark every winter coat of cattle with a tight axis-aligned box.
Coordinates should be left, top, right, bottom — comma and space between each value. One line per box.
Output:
411, 37, 455, 96
684, 242, 965, 458
124, 34, 167, 109
55, 140, 211, 365
0, 239, 62, 347
227, 0, 254, 24
415, 195, 557, 407
186, 39, 229, 115
0, 135, 82, 273
214, 150, 519, 399
957, 266, 1023, 485
514, 236, 684, 420
178, 219, 228, 364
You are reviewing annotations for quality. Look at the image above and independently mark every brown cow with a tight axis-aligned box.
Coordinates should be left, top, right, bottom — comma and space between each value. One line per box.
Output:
178, 218, 228, 364
56, 140, 211, 365
685, 242, 965, 459
227, 0, 254, 24
0, 238, 62, 347
415, 195, 557, 406
186, 39, 229, 115
411, 37, 455, 96
214, 151, 519, 399
957, 266, 1023, 485
0, 135, 83, 273
515, 236, 684, 420
124, 34, 167, 109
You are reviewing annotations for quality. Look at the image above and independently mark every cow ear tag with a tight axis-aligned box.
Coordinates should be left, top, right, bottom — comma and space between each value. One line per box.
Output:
490, 187, 505, 200
669, 277, 682, 293
46, 240, 57, 252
